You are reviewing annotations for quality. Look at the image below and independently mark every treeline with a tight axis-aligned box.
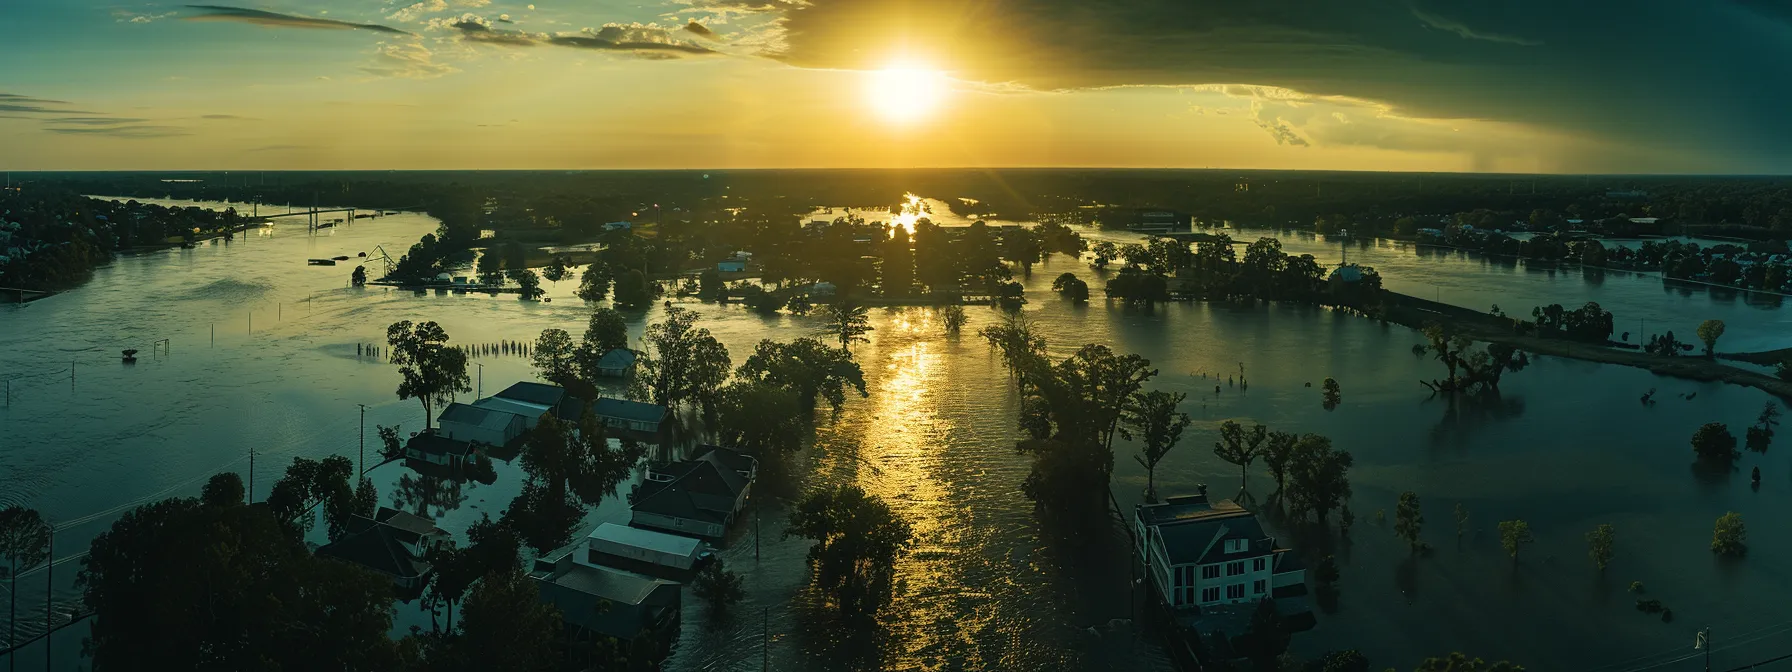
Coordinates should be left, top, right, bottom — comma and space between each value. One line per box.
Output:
0, 186, 243, 291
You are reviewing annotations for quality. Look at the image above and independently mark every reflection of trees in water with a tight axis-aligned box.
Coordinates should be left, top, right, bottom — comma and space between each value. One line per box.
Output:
1687, 458, 1736, 491
1426, 393, 1527, 451
390, 469, 470, 519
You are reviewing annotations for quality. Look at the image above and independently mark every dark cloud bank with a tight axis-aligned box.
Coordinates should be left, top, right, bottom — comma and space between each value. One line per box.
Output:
769, 0, 1792, 170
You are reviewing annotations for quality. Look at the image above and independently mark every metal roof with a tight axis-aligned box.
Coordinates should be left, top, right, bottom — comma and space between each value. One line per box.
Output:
588, 523, 702, 558
593, 397, 668, 424
494, 381, 567, 407
439, 402, 522, 431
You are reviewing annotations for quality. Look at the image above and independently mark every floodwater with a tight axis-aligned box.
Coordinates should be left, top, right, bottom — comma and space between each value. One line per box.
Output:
2, 198, 1790, 671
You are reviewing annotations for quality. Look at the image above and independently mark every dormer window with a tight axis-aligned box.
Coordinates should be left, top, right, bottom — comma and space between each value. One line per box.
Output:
1224, 538, 1246, 553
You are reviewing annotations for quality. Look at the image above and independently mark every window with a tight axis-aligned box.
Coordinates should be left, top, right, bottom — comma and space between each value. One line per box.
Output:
1226, 561, 1244, 576
1225, 538, 1248, 553
1201, 587, 1220, 603
1226, 584, 1245, 600
1183, 587, 1195, 605
1201, 565, 1221, 580
1253, 580, 1266, 595
1252, 558, 1266, 573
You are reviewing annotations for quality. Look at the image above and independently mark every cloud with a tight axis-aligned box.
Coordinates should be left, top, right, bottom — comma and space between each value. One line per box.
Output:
250, 144, 304, 151
117, 10, 179, 24
434, 16, 719, 56
684, 20, 719, 39
386, 0, 447, 23
548, 24, 719, 55
1410, 7, 1542, 46
45, 125, 191, 138
47, 117, 152, 126
200, 114, 251, 120
183, 5, 412, 35
362, 41, 458, 79
754, 0, 1792, 171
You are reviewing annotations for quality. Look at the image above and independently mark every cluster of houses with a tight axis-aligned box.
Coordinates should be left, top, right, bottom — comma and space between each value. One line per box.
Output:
315, 379, 758, 660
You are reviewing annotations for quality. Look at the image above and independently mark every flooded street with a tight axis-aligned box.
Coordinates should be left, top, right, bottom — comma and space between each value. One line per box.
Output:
3, 199, 1790, 670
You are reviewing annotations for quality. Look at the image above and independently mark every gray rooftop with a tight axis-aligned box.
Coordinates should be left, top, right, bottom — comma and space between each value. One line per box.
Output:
593, 397, 668, 424
494, 381, 567, 407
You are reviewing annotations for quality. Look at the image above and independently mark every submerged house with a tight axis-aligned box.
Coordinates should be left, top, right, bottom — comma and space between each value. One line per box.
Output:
531, 550, 682, 644
403, 430, 479, 469
592, 349, 638, 378
437, 402, 526, 447
1134, 491, 1309, 636
629, 445, 756, 540
316, 507, 451, 591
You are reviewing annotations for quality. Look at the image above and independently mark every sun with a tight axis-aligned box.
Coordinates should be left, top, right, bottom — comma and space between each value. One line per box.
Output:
864, 61, 950, 125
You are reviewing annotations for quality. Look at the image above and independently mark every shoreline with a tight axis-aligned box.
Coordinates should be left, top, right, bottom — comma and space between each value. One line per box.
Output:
1371, 290, 1792, 400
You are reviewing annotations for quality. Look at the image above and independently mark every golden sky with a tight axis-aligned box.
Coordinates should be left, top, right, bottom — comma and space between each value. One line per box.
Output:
1, 0, 1783, 172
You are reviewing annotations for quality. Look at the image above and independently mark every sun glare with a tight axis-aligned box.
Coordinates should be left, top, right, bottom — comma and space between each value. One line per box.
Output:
865, 62, 950, 125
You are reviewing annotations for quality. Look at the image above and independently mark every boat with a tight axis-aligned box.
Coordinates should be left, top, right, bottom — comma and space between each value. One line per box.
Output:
331, 255, 350, 261
316, 222, 335, 229
307, 258, 337, 266
357, 252, 367, 257
122, 349, 138, 364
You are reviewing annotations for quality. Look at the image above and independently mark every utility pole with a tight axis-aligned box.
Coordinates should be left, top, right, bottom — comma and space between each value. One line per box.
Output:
44, 523, 53, 672
248, 447, 255, 503
357, 403, 368, 476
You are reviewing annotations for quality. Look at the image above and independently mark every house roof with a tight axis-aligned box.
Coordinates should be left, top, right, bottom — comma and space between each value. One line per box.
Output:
494, 381, 567, 407
1156, 513, 1271, 566
589, 523, 702, 558
593, 397, 668, 424
596, 349, 638, 369
694, 445, 757, 477
473, 396, 550, 419
317, 520, 430, 579
439, 402, 522, 432
631, 453, 748, 524
1137, 494, 1251, 528
542, 562, 673, 607
406, 431, 476, 457
373, 506, 446, 541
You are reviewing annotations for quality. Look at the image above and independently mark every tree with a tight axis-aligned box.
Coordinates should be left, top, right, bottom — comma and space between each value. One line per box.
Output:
0, 506, 51, 667
1498, 520, 1534, 563
1321, 377, 1341, 410
1235, 597, 1290, 669
715, 381, 807, 460
1214, 421, 1268, 490
1712, 511, 1747, 556
1697, 319, 1726, 357
530, 328, 577, 386
822, 300, 874, 352
1052, 272, 1090, 302
541, 255, 570, 283
377, 424, 406, 462
1415, 652, 1527, 671
785, 485, 914, 618
1285, 434, 1353, 523
453, 568, 563, 671
80, 498, 400, 669
351, 265, 368, 286
265, 455, 360, 540
1748, 402, 1780, 453
642, 306, 731, 412
508, 268, 544, 300
519, 411, 644, 511
1121, 390, 1190, 499
201, 472, 245, 507
1587, 523, 1615, 572
980, 311, 1048, 387
881, 225, 914, 297
693, 558, 745, 616
387, 320, 471, 430
1316, 649, 1371, 672
576, 261, 612, 303
1394, 491, 1424, 552
1691, 422, 1738, 462
735, 337, 867, 413
940, 304, 968, 334
573, 307, 630, 382
612, 268, 652, 309
1260, 431, 1298, 494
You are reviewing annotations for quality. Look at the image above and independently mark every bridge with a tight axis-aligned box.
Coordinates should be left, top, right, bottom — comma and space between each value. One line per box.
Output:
255, 207, 361, 232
